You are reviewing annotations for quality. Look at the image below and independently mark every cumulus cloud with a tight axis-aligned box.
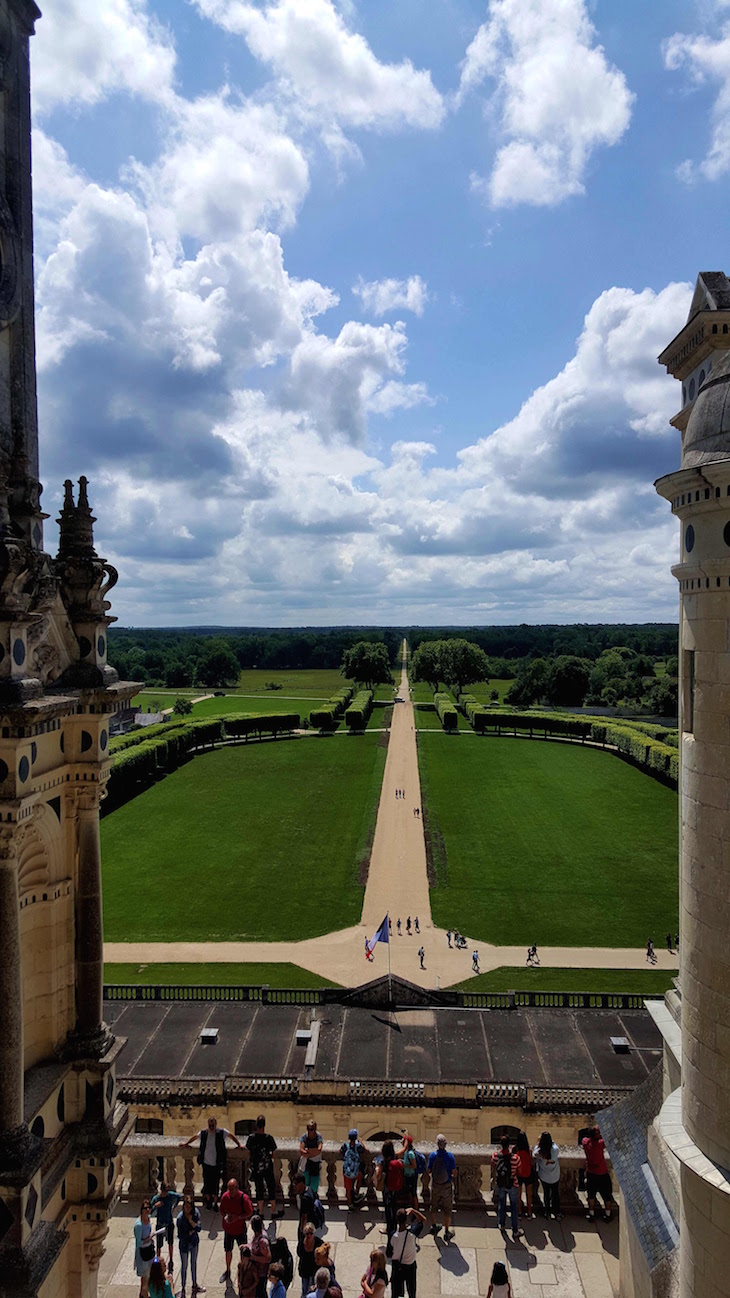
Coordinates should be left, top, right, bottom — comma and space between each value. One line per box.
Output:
193, 0, 445, 131
353, 275, 428, 317
459, 0, 633, 206
664, 13, 730, 181
32, 0, 176, 115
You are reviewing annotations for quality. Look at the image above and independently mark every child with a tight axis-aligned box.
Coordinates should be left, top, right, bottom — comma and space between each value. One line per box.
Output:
487, 1260, 511, 1297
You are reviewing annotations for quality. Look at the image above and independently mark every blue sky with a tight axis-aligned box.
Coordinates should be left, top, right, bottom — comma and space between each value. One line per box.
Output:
28, 0, 730, 625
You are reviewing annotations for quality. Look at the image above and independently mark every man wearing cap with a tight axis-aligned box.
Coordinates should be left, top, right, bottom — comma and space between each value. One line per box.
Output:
340, 1128, 370, 1208
425, 1136, 456, 1244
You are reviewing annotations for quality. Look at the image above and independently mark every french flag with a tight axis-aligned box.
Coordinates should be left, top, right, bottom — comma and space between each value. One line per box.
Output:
366, 914, 389, 959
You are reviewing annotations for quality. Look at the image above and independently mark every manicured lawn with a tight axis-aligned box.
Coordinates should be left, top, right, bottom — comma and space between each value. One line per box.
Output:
418, 733, 678, 947
190, 694, 320, 718
413, 703, 468, 731
367, 701, 393, 730
101, 733, 385, 942
448, 966, 675, 994
104, 962, 340, 988
236, 669, 352, 696
469, 679, 515, 704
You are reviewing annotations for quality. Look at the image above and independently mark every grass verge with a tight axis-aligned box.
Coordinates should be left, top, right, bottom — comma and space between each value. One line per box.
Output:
104, 962, 340, 989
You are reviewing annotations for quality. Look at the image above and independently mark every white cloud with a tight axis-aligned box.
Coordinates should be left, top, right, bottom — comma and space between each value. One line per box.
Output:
460, 0, 633, 207
353, 275, 428, 317
193, 0, 445, 131
31, 0, 176, 115
664, 15, 730, 180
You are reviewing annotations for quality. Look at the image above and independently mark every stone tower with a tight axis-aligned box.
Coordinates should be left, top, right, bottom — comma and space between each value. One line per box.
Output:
0, 1, 136, 1295
653, 273, 730, 1298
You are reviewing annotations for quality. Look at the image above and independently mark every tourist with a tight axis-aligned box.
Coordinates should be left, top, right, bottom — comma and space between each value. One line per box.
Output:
299, 1120, 324, 1193
182, 1116, 242, 1210
675, 932, 679, 950
397, 918, 402, 935
340, 1127, 369, 1207
415, 917, 420, 933
150, 1182, 181, 1272
646, 938, 656, 965
148, 1257, 174, 1298
239, 1246, 258, 1298
514, 1132, 535, 1219
526, 945, 539, 967
268, 1262, 287, 1298
486, 1260, 511, 1297
310, 1264, 337, 1298
426, 1134, 455, 1244
133, 1199, 156, 1298
418, 945, 425, 969
297, 1223, 323, 1298
533, 1132, 562, 1220
314, 1242, 339, 1291
397, 1132, 418, 1207
360, 1249, 388, 1298
247, 1115, 280, 1219
472, 950, 479, 973
582, 1126, 618, 1222
250, 1214, 272, 1298
374, 1139, 404, 1253
390, 1206, 426, 1298
270, 1235, 295, 1291
406, 916, 412, 934
176, 1195, 203, 1296
220, 1178, 254, 1285
446, 930, 452, 948
491, 1134, 522, 1241
666, 933, 673, 953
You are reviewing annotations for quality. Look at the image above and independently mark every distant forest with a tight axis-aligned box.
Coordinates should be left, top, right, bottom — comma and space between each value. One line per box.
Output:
108, 623, 678, 691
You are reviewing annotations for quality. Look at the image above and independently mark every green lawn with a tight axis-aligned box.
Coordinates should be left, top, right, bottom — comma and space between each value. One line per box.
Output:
236, 669, 352, 696
418, 733, 678, 947
101, 733, 385, 942
469, 679, 515, 704
413, 702, 468, 730
448, 966, 675, 994
104, 962, 340, 988
190, 694, 320, 718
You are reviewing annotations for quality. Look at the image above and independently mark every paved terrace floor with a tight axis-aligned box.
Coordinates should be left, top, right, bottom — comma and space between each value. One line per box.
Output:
99, 1196, 620, 1298
105, 651, 680, 989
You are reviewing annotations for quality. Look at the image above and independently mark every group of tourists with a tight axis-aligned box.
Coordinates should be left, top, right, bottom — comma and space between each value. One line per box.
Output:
132, 1117, 616, 1298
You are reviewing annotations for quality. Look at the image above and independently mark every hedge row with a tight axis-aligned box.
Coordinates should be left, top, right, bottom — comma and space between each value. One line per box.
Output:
457, 693, 477, 716
434, 691, 458, 732
110, 717, 190, 754
309, 685, 354, 730
345, 689, 373, 730
464, 708, 678, 786
106, 712, 300, 810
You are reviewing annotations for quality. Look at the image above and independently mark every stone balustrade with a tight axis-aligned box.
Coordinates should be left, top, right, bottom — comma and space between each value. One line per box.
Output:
121, 1137, 605, 1215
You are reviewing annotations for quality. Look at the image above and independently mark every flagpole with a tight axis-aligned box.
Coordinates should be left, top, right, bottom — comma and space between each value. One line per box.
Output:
387, 912, 392, 1009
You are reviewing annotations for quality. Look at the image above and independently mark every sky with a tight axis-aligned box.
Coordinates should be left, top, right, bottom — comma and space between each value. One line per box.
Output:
27, 0, 730, 627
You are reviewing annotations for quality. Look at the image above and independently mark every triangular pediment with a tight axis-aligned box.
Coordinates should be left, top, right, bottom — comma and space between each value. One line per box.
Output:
689, 271, 730, 321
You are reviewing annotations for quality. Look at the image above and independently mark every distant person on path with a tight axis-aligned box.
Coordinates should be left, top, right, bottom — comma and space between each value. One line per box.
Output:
389, 919, 392, 934
414, 917, 420, 933
397, 918, 402, 936
176, 1195, 202, 1297
446, 930, 452, 948
390, 1206, 426, 1298
418, 946, 425, 969
299, 1121, 324, 1193
514, 1131, 535, 1219
246, 1115, 279, 1219
487, 1261, 512, 1298
491, 1134, 522, 1241
526, 945, 539, 967
582, 1126, 618, 1222
150, 1182, 182, 1272
675, 932, 679, 950
182, 1116, 242, 1211
341, 1128, 369, 1208
533, 1132, 562, 1220
406, 917, 412, 934
220, 1178, 254, 1285
425, 1135, 455, 1244
472, 950, 479, 973
666, 933, 673, 953
646, 938, 656, 965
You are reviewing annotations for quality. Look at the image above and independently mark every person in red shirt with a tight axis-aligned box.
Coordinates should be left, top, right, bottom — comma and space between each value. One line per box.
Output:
513, 1131, 535, 1219
582, 1127, 617, 1222
490, 1135, 523, 1242
220, 1177, 253, 1283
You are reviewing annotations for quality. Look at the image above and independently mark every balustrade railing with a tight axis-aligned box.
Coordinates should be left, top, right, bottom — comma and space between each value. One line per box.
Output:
104, 984, 662, 1010
120, 1137, 606, 1215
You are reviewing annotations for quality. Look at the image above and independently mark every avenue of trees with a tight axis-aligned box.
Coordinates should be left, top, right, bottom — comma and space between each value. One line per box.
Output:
410, 638, 490, 695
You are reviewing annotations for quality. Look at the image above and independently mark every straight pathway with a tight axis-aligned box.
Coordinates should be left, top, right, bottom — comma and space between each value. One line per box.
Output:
105, 640, 679, 987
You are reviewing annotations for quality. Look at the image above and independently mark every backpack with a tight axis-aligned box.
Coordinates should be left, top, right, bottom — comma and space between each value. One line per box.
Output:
251, 1136, 273, 1176
270, 1236, 294, 1289
385, 1160, 404, 1193
342, 1143, 362, 1180
495, 1151, 513, 1190
312, 1197, 326, 1230
430, 1153, 451, 1186
414, 1151, 427, 1175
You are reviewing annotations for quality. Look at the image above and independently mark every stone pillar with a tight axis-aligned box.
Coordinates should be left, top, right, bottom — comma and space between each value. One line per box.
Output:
69, 790, 111, 1057
0, 843, 25, 1160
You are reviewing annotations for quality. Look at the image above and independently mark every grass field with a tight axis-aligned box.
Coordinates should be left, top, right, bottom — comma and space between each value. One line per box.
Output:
413, 703, 468, 730
447, 966, 675, 994
418, 733, 678, 947
190, 694, 321, 719
104, 962, 340, 988
101, 733, 386, 942
469, 679, 515, 704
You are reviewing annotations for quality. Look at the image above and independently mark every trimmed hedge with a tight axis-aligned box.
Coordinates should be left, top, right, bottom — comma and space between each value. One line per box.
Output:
345, 690, 373, 730
434, 691, 458, 732
457, 692, 477, 716
309, 685, 353, 730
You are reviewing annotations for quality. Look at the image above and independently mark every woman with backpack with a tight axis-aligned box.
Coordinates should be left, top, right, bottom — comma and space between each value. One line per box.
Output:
397, 1133, 419, 1209
297, 1223, 323, 1298
374, 1140, 404, 1256
250, 1215, 272, 1298
176, 1195, 202, 1297
533, 1132, 562, 1220
514, 1132, 535, 1219
360, 1249, 389, 1298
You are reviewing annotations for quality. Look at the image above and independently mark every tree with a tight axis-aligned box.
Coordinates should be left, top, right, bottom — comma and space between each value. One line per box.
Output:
440, 639, 490, 695
410, 640, 443, 693
341, 641, 393, 689
199, 641, 240, 688
546, 656, 591, 707
173, 697, 193, 716
505, 658, 549, 707
646, 677, 678, 718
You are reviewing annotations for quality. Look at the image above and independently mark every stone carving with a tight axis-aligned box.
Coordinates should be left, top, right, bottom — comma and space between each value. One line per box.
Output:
83, 1219, 109, 1272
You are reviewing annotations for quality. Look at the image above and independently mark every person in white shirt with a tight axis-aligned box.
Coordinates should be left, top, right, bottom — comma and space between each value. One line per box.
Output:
389, 1207, 426, 1298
